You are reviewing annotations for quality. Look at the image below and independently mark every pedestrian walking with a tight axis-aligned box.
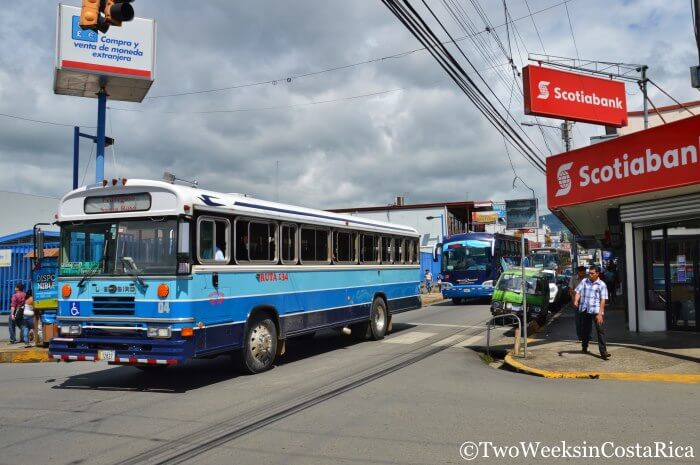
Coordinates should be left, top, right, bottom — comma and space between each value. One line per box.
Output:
20, 290, 35, 348
9, 283, 26, 344
568, 266, 586, 340
573, 265, 610, 360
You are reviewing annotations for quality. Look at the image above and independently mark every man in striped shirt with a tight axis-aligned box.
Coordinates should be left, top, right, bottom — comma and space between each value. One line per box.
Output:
573, 266, 610, 360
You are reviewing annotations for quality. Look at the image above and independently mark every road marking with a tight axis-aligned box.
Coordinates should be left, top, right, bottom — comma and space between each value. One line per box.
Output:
453, 334, 483, 348
405, 322, 486, 329
431, 335, 465, 347
383, 331, 436, 344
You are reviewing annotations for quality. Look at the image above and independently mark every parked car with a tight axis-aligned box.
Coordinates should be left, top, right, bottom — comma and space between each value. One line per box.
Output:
490, 268, 550, 326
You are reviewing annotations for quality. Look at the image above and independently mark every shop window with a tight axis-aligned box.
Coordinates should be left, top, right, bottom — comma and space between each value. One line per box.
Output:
643, 238, 666, 310
361, 234, 378, 263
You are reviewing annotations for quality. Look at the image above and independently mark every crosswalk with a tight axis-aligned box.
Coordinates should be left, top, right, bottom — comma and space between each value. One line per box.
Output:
381, 330, 486, 348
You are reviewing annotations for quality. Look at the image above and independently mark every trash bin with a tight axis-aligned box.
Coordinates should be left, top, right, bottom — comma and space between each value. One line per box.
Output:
40, 311, 58, 347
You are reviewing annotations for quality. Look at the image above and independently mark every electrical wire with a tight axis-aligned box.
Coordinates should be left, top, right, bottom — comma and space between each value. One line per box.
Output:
438, 0, 550, 161
0, 112, 94, 128
80, 141, 95, 187
564, 1, 580, 60
143, 0, 576, 100
107, 108, 120, 176
647, 78, 696, 116
381, 0, 545, 173
524, 0, 547, 54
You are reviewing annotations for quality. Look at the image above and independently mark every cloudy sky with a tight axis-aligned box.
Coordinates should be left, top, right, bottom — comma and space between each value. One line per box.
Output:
0, 0, 697, 211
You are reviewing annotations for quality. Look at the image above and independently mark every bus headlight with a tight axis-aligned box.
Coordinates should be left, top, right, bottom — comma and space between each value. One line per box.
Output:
60, 325, 82, 336
147, 327, 172, 339
504, 302, 512, 310
482, 280, 494, 288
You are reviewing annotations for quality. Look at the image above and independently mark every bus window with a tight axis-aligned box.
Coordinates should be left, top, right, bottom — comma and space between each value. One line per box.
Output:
381, 237, 392, 263
235, 219, 250, 262
394, 238, 404, 263
281, 224, 297, 264
249, 221, 277, 262
361, 234, 378, 263
301, 227, 329, 263
198, 217, 230, 263
334, 230, 357, 263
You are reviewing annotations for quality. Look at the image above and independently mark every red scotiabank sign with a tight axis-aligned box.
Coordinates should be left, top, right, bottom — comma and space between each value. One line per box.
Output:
547, 114, 700, 209
523, 65, 628, 127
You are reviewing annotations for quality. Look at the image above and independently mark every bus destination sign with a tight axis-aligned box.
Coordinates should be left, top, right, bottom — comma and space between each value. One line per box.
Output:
84, 193, 151, 214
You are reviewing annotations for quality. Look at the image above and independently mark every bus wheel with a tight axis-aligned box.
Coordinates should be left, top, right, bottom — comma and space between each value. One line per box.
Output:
368, 297, 388, 340
237, 316, 277, 374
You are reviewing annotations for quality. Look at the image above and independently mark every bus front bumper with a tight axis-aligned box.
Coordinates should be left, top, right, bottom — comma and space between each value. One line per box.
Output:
442, 285, 494, 299
49, 335, 194, 365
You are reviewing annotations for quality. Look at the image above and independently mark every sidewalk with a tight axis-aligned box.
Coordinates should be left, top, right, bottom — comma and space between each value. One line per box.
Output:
0, 320, 51, 363
504, 304, 700, 383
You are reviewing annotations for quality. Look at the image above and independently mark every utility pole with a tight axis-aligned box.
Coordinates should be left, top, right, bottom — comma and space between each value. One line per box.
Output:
640, 66, 649, 129
692, 0, 700, 89
561, 120, 572, 152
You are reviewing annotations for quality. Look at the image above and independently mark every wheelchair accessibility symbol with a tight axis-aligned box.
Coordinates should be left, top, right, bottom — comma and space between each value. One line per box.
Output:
69, 302, 81, 316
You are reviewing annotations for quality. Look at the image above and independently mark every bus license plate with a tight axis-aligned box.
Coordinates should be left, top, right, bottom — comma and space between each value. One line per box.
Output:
98, 350, 115, 362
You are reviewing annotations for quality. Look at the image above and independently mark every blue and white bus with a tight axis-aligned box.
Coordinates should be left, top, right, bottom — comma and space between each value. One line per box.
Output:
437, 232, 526, 304
50, 179, 421, 373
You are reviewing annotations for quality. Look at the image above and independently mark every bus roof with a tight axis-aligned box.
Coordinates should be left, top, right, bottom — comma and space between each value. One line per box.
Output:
57, 179, 419, 236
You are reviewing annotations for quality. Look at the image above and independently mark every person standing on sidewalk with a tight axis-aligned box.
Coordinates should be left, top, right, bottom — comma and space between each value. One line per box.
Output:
20, 290, 35, 348
9, 283, 26, 344
569, 266, 586, 340
573, 266, 610, 360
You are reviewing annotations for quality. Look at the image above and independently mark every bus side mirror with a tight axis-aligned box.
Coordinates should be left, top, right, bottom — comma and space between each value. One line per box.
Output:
433, 243, 442, 262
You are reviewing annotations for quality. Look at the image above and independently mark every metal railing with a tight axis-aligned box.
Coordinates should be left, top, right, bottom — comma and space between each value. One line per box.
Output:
485, 313, 522, 358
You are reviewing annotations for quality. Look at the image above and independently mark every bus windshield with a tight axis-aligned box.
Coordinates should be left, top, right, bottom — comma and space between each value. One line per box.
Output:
442, 239, 492, 272
60, 218, 178, 276
530, 252, 559, 269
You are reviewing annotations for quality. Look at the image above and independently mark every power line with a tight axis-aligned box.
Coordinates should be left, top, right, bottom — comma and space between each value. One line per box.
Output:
144, 0, 575, 100
647, 78, 696, 116
564, 1, 580, 60
381, 0, 545, 173
0, 112, 94, 128
523, 0, 547, 54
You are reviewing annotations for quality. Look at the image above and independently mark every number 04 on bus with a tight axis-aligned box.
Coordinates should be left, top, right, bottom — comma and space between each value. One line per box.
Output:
50, 179, 421, 373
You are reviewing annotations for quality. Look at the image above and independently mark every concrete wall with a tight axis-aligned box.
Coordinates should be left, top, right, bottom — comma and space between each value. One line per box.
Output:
0, 191, 60, 237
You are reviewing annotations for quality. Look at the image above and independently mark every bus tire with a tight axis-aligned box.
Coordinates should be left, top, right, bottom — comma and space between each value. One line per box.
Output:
368, 297, 388, 340
236, 316, 277, 374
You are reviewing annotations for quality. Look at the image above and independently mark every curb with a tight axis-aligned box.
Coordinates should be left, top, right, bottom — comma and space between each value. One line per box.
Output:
504, 307, 700, 384
503, 353, 700, 384
0, 347, 53, 363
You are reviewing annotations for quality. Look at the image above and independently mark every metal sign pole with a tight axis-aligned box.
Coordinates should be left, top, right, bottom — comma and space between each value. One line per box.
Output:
521, 232, 527, 357
95, 89, 107, 183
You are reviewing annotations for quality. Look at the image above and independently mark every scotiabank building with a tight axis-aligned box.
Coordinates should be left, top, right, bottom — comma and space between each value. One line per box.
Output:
547, 112, 700, 332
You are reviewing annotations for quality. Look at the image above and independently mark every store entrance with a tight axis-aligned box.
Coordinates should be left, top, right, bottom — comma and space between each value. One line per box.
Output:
667, 237, 698, 331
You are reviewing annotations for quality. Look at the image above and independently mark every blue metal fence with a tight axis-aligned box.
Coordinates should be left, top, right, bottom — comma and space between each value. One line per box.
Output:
0, 242, 59, 314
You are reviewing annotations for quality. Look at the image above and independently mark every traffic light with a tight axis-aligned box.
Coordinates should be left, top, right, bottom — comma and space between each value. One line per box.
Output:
79, 0, 135, 33
79, 0, 101, 29
104, 0, 135, 27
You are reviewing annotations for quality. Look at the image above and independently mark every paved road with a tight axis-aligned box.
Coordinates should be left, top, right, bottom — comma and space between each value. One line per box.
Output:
0, 302, 697, 465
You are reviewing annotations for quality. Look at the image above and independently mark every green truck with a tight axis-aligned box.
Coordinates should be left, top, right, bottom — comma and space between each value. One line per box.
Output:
489, 268, 550, 326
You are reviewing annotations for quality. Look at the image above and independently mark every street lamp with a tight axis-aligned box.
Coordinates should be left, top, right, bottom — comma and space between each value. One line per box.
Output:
426, 215, 445, 241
